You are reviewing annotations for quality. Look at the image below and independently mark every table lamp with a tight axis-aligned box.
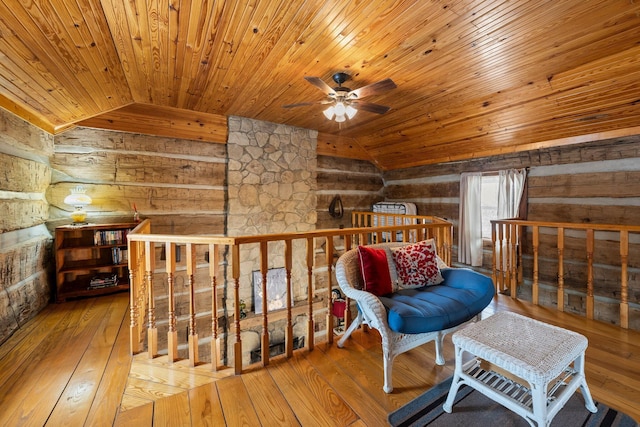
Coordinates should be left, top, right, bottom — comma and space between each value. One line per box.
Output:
64, 185, 92, 224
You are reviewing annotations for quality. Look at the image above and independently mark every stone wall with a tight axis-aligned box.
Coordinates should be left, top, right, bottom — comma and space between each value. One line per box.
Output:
226, 116, 318, 365
0, 108, 53, 345
226, 116, 318, 311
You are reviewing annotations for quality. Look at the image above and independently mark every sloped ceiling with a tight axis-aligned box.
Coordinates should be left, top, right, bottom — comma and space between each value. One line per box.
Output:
1, 0, 640, 170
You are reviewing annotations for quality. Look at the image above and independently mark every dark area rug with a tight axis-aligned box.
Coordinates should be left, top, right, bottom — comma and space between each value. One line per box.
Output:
388, 377, 638, 427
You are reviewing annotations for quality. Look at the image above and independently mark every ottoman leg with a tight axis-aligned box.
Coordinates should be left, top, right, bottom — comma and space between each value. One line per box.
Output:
443, 346, 464, 413
530, 382, 548, 427
575, 353, 597, 413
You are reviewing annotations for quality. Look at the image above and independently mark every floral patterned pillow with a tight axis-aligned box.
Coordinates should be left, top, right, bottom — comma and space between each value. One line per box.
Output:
391, 239, 444, 289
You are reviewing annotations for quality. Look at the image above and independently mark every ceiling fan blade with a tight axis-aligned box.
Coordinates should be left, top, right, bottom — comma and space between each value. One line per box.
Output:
304, 76, 336, 95
282, 99, 334, 109
351, 101, 391, 114
282, 102, 317, 108
349, 78, 397, 99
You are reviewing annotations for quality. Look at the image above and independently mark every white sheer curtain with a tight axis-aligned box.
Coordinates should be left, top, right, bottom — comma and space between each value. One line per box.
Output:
497, 168, 527, 219
458, 172, 483, 266
496, 168, 527, 270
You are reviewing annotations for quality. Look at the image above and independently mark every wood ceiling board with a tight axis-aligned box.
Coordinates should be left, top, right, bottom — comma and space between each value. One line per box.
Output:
77, 103, 228, 143
2, 0, 640, 169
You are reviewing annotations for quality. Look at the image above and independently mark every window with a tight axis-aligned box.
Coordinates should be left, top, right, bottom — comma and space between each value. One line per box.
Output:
480, 175, 499, 240
459, 169, 526, 266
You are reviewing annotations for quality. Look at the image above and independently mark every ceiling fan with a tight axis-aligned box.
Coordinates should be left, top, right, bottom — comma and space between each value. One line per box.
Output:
283, 72, 397, 122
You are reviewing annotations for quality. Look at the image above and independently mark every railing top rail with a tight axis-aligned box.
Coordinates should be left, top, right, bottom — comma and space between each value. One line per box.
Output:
491, 218, 640, 232
127, 218, 452, 245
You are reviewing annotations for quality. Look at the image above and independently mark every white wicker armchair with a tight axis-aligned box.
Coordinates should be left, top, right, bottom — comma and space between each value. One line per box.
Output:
335, 242, 492, 393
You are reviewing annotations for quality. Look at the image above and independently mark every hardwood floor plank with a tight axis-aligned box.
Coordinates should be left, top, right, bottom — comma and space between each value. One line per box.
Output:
123, 376, 187, 402
113, 401, 153, 427
0, 301, 77, 388
305, 345, 390, 425
120, 394, 154, 412
216, 375, 262, 426
129, 359, 219, 389
153, 391, 191, 426
0, 302, 58, 360
188, 383, 226, 427
267, 353, 359, 427
47, 294, 128, 426
315, 341, 406, 413
131, 354, 234, 379
241, 367, 301, 426
84, 294, 135, 426
0, 297, 111, 426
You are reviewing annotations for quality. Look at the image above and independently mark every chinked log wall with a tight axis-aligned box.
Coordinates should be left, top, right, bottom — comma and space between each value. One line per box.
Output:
384, 135, 640, 329
0, 109, 52, 345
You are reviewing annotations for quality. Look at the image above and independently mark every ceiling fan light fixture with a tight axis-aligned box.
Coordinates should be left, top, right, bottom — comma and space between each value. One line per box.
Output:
345, 104, 357, 119
334, 114, 346, 123
323, 106, 335, 120
334, 101, 346, 116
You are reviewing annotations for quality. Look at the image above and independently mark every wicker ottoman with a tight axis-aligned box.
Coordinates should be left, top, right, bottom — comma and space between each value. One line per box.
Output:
443, 312, 597, 427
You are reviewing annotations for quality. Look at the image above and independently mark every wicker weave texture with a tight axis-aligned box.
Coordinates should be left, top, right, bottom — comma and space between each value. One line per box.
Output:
452, 312, 588, 384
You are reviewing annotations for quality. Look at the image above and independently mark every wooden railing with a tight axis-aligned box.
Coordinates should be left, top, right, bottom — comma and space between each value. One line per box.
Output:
351, 211, 453, 265
127, 215, 452, 374
491, 219, 640, 329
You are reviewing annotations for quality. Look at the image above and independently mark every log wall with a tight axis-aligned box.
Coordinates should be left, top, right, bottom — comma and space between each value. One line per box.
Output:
384, 135, 640, 328
316, 155, 383, 230
0, 109, 53, 345
50, 127, 227, 234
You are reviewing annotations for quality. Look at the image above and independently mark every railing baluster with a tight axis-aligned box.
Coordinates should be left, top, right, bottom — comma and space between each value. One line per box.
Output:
166, 242, 178, 362
491, 222, 497, 293
232, 244, 242, 374
145, 241, 157, 358
510, 223, 518, 298
326, 236, 335, 344
498, 223, 505, 292
586, 229, 595, 320
284, 239, 294, 357
128, 240, 140, 354
517, 225, 523, 284
186, 243, 198, 366
557, 227, 565, 312
532, 226, 539, 305
260, 241, 270, 366
620, 230, 629, 329
306, 237, 314, 351
209, 243, 219, 371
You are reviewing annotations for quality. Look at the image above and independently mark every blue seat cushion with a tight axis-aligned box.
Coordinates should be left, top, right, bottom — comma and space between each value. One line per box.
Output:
378, 268, 494, 334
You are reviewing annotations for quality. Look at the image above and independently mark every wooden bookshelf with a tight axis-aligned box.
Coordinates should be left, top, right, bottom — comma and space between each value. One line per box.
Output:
54, 223, 135, 303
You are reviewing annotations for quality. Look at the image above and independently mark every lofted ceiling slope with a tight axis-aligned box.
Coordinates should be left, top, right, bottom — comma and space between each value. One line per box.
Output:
1, 0, 640, 170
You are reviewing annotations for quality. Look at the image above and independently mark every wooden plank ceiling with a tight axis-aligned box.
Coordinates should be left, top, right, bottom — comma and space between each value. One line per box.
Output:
1, 0, 640, 170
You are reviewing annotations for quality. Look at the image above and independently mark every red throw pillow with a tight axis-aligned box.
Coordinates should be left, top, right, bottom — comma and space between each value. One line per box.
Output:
391, 239, 444, 289
357, 246, 393, 296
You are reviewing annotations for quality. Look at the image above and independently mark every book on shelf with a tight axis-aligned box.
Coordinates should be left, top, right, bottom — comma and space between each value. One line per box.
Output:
94, 229, 130, 246
111, 247, 128, 264
89, 273, 119, 289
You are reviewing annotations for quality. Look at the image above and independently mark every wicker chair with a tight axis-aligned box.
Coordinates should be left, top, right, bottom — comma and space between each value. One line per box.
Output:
335, 242, 494, 393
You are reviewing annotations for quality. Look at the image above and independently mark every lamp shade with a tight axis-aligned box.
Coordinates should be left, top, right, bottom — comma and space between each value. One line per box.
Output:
64, 185, 92, 224
324, 101, 357, 123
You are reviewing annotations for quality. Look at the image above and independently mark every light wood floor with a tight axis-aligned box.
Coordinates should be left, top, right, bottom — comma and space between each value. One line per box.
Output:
1, 291, 639, 426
